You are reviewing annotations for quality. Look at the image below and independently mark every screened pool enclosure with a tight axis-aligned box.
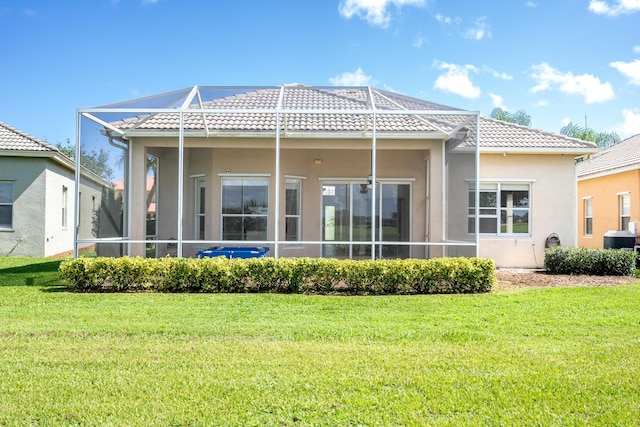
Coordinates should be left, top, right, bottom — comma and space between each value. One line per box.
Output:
74, 85, 480, 259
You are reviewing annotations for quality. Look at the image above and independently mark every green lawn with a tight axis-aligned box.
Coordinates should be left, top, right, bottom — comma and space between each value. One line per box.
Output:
1, 257, 639, 426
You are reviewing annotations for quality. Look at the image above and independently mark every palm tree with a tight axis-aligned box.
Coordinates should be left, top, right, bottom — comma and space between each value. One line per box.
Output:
559, 122, 620, 148
490, 108, 531, 127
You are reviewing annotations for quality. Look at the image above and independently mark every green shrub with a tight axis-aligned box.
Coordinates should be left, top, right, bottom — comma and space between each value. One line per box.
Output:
544, 247, 636, 276
59, 256, 496, 295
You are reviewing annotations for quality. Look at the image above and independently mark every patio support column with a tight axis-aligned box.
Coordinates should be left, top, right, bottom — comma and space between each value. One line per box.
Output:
129, 141, 146, 256
368, 86, 378, 260
370, 111, 377, 260
475, 114, 480, 258
274, 111, 281, 258
177, 111, 184, 257
73, 113, 81, 258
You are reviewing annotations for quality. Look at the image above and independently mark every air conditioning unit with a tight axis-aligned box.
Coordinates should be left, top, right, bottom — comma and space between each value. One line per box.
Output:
629, 221, 638, 236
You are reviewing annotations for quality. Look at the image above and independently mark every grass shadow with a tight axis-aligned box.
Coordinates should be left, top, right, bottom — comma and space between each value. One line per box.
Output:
0, 260, 63, 275
40, 284, 74, 293
0, 259, 66, 288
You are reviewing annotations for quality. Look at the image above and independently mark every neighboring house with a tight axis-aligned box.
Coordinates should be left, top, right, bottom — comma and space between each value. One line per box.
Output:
576, 133, 640, 248
0, 122, 106, 257
75, 85, 596, 267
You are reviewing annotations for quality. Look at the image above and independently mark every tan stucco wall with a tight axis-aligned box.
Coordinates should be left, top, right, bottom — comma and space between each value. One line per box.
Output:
476, 153, 579, 268
131, 137, 443, 258
126, 136, 581, 267
578, 169, 640, 248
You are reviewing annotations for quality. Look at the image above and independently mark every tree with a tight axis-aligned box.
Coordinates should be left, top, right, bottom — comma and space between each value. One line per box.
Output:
559, 122, 620, 148
56, 139, 114, 180
490, 107, 531, 127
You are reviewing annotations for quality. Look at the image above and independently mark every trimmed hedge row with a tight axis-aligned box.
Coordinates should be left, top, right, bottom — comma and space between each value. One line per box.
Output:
544, 247, 636, 276
59, 256, 496, 294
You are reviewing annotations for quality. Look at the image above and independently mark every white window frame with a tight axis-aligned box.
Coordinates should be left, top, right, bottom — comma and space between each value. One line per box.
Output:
468, 181, 531, 236
285, 177, 303, 241
220, 175, 270, 241
194, 177, 206, 240
584, 197, 593, 236
0, 180, 14, 230
319, 179, 413, 259
619, 192, 630, 231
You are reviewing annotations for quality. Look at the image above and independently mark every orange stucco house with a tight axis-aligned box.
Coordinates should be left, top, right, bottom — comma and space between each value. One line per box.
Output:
577, 134, 640, 249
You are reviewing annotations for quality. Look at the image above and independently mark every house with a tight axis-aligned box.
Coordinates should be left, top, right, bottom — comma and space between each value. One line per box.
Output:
75, 85, 597, 267
0, 121, 107, 257
576, 133, 640, 248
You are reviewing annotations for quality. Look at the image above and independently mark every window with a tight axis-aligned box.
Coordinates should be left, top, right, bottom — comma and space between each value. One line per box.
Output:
468, 183, 530, 235
62, 186, 68, 228
285, 178, 301, 241
195, 178, 206, 240
0, 181, 13, 229
620, 193, 630, 231
221, 177, 268, 241
584, 198, 593, 236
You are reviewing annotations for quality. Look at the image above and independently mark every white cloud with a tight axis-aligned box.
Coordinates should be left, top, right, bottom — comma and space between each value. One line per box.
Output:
435, 14, 490, 41
588, 0, 640, 16
529, 62, 614, 104
535, 99, 549, 107
413, 32, 426, 48
561, 117, 572, 126
433, 62, 481, 99
492, 71, 513, 80
329, 68, 374, 86
616, 108, 640, 136
142, 0, 158, 4
611, 59, 640, 85
482, 66, 513, 80
489, 93, 507, 110
634, 45, 640, 53
525, 1, 537, 7
464, 17, 492, 40
339, 0, 425, 28
435, 13, 453, 24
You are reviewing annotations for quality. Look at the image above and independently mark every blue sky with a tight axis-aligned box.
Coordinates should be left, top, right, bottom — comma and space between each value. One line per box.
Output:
1, 0, 639, 145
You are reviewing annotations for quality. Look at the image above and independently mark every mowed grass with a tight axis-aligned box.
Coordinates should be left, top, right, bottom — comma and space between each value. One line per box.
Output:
1, 258, 639, 426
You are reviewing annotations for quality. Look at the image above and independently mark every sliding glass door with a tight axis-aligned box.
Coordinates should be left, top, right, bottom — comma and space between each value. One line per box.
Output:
322, 182, 410, 259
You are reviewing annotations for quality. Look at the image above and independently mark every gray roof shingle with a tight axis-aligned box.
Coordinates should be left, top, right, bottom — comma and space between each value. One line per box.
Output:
576, 133, 640, 178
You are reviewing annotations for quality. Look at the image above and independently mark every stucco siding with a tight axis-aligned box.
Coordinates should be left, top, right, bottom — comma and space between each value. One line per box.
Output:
578, 170, 640, 248
44, 161, 77, 257
0, 157, 47, 256
478, 154, 578, 268
124, 135, 582, 267
137, 138, 443, 258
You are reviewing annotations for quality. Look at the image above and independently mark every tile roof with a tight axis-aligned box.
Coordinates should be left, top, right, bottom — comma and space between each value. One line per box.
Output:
107, 86, 596, 152
114, 87, 464, 135
475, 117, 597, 151
0, 121, 58, 152
576, 133, 640, 178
